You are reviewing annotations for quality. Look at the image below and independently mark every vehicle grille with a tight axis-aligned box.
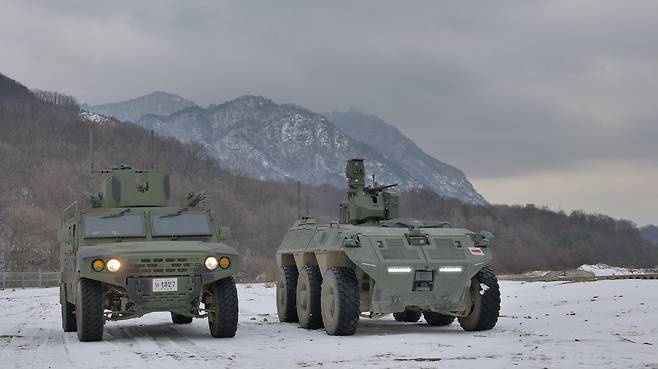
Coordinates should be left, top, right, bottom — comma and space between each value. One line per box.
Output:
142, 292, 189, 305
127, 258, 195, 276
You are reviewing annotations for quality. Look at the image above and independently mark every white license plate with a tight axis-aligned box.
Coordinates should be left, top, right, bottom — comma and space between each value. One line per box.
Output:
152, 278, 178, 292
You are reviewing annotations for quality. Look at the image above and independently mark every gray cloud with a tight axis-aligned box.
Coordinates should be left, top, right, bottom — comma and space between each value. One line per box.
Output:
1, 1, 657, 222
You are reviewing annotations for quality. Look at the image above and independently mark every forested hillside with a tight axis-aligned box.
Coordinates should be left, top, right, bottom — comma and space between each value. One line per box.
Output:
1, 72, 657, 279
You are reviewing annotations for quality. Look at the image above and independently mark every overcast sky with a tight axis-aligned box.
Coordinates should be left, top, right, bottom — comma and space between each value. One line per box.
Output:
2, 1, 657, 225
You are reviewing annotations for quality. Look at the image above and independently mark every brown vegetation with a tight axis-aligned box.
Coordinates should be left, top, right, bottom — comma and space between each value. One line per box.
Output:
1, 73, 657, 279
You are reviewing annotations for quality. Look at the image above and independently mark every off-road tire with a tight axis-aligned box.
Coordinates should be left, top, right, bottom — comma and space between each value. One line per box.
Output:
60, 284, 77, 332
423, 312, 455, 326
393, 309, 422, 323
171, 313, 193, 324
320, 267, 360, 336
207, 277, 239, 338
458, 266, 500, 331
276, 266, 299, 323
296, 265, 323, 329
75, 279, 104, 342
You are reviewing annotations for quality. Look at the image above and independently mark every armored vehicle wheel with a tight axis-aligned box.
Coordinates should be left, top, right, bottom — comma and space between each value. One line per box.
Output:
423, 312, 455, 326
296, 265, 323, 329
206, 277, 239, 338
276, 266, 299, 323
75, 279, 104, 342
458, 267, 500, 331
320, 267, 359, 336
60, 284, 77, 332
171, 313, 193, 324
393, 309, 422, 322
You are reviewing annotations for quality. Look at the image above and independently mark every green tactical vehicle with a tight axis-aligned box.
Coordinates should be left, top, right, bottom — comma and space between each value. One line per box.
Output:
275, 159, 500, 335
58, 131, 239, 342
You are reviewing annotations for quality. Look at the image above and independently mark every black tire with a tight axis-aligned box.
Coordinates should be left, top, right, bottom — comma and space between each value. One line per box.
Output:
75, 279, 104, 342
206, 277, 239, 338
458, 266, 500, 331
60, 284, 77, 332
320, 267, 360, 336
276, 266, 299, 323
423, 312, 455, 326
296, 265, 323, 329
393, 309, 422, 323
171, 313, 193, 324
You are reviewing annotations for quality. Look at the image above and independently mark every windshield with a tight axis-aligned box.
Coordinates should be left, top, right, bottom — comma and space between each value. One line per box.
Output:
83, 212, 145, 238
151, 211, 212, 236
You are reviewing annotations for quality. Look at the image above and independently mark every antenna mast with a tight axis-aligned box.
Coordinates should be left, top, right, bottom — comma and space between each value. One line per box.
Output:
89, 129, 95, 173
296, 181, 301, 220
149, 130, 155, 169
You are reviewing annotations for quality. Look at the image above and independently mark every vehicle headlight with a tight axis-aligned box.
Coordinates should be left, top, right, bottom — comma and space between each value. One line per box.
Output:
91, 259, 105, 272
106, 258, 121, 272
218, 256, 231, 269
205, 256, 218, 270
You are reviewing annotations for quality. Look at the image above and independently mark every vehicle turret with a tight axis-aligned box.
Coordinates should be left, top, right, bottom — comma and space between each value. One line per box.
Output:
339, 158, 399, 224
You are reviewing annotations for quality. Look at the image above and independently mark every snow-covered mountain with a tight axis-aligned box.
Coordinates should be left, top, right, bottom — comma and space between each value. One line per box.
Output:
326, 110, 485, 204
86, 93, 486, 204
83, 91, 197, 122
138, 96, 485, 203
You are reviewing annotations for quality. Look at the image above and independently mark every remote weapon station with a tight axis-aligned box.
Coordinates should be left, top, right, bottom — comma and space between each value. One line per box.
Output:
59, 130, 239, 341
276, 159, 500, 335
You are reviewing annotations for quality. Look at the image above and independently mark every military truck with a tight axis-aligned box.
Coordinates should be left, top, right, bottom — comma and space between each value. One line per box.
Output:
275, 159, 500, 336
58, 131, 239, 341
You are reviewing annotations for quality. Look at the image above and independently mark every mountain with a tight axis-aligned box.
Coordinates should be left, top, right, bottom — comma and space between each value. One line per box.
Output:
135, 95, 485, 204
641, 225, 658, 245
3, 72, 658, 277
326, 110, 486, 204
84, 91, 197, 122
0, 72, 38, 103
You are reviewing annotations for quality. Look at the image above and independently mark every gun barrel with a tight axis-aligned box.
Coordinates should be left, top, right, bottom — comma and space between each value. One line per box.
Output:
366, 183, 398, 193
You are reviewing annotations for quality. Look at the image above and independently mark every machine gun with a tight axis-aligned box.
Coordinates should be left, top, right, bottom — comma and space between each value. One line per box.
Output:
364, 183, 398, 195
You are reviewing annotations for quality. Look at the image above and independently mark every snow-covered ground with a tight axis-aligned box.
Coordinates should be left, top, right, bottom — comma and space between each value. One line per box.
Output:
0, 280, 656, 369
577, 263, 653, 276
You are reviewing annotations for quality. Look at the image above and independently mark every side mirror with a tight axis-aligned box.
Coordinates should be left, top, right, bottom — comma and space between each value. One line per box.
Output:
219, 226, 231, 241
477, 231, 494, 246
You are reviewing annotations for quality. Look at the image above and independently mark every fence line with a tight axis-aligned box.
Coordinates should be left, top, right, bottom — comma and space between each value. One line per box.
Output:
0, 272, 60, 289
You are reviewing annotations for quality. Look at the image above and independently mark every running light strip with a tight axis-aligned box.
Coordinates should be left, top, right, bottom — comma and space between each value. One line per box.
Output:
387, 266, 413, 274
438, 266, 463, 273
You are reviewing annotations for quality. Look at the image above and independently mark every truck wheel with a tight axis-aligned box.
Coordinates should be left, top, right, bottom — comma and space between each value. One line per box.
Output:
60, 284, 77, 332
206, 277, 239, 338
171, 313, 193, 324
276, 266, 298, 323
458, 266, 500, 331
423, 312, 455, 326
75, 279, 104, 342
320, 267, 359, 336
296, 265, 323, 329
393, 309, 422, 322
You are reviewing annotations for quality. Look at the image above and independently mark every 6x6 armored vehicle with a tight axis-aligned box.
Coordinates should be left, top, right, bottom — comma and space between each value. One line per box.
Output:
276, 159, 500, 335
58, 131, 240, 341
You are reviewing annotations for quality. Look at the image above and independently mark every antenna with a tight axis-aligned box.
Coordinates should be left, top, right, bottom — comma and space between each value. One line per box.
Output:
89, 129, 95, 173
296, 181, 301, 220
149, 130, 155, 169
306, 195, 310, 218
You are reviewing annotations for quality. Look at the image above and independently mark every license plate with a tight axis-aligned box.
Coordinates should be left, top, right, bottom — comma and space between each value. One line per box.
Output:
152, 278, 178, 292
